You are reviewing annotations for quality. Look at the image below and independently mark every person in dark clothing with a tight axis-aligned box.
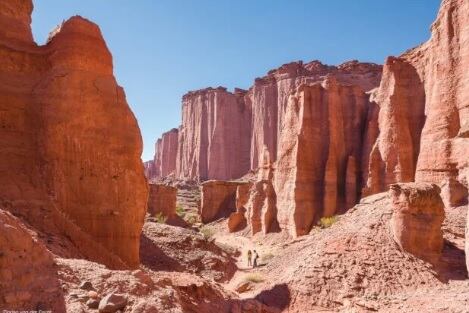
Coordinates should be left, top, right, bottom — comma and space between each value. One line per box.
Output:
252, 250, 259, 268
247, 250, 252, 267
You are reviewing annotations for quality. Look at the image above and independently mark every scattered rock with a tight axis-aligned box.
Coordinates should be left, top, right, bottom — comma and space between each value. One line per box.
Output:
79, 281, 93, 290
98, 293, 127, 313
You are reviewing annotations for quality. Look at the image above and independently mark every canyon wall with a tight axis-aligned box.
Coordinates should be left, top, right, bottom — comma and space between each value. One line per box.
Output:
176, 87, 251, 181
145, 128, 179, 180
364, 0, 469, 203
0, 1, 147, 268
275, 77, 373, 236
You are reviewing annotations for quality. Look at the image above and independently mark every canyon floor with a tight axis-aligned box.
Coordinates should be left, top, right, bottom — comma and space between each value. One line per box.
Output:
45, 191, 468, 312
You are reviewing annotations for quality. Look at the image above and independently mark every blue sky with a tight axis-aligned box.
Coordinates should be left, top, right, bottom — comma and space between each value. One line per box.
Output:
31, 0, 441, 161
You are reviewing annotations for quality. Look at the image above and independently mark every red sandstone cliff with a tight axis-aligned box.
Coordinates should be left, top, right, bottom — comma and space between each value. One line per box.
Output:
176, 87, 251, 181
0, 1, 147, 268
248, 60, 382, 170
275, 77, 373, 236
145, 128, 179, 180
364, 0, 469, 204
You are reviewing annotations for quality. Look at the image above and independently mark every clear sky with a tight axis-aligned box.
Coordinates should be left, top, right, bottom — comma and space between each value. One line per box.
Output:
31, 0, 441, 161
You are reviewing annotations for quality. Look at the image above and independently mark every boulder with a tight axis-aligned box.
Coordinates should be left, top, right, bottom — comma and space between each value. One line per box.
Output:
389, 183, 445, 262
98, 293, 127, 313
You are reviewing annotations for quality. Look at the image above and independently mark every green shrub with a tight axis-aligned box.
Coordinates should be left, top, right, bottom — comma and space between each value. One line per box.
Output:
200, 226, 215, 240
243, 273, 264, 283
176, 206, 185, 217
184, 213, 199, 225
318, 215, 338, 228
154, 212, 168, 224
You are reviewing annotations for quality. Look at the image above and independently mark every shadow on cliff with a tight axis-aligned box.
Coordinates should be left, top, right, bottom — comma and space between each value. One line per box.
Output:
435, 239, 468, 282
140, 233, 185, 272
254, 283, 291, 310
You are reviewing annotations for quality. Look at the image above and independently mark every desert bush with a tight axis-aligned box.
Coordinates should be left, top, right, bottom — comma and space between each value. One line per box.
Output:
176, 206, 185, 217
261, 252, 275, 263
318, 215, 338, 228
184, 213, 200, 225
200, 226, 215, 240
154, 212, 168, 224
243, 273, 264, 283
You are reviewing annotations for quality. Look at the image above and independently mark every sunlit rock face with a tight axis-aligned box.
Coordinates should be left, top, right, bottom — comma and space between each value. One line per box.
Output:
176, 87, 251, 181
0, 0, 147, 268
274, 77, 374, 237
248, 60, 382, 171
146, 128, 179, 180
389, 183, 445, 263
364, 0, 469, 204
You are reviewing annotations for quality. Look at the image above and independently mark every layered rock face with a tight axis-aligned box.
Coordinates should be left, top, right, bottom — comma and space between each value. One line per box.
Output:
248, 60, 382, 170
200, 180, 247, 223
389, 183, 445, 262
363, 57, 426, 196
0, 210, 64, 311
146, 128, 179, 180
0, 1, 147, 268
148, 184, 177, 217
176, 87, 251, 181
275, 77, 372, 236
365, 0, 469, 202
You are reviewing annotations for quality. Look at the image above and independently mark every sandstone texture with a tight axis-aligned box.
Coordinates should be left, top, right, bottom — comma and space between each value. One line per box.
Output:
147, 183, 177, 221
389, 183, 445, 262
176, 87, 251, 181
274, 77, 373, 237
0, 209, 65, 311
248, 60, 382, 171
200, 180, 248, 223
141, 222, 237, 282
0, 0, 147, 268
145, 128, 179, 180
364, 0, 469, 202
239, 192, 468, 312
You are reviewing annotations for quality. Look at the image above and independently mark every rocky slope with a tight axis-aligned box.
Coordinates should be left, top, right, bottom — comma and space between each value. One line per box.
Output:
0, 0, 147, 268
240, 192, 468, 312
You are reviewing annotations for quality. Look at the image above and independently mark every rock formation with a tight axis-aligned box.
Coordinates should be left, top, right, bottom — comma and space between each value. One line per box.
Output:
176, 87, 251, 181
147, 184, 177, 218
248, 60, 382, 170
365, 0, 469, 203
363, 57, 426, 195
200, 180, 247, 223
0, 1, 147, 268
228, 183, 251, 232
274, 77, 373, 237
0, 209, 65, 311
389, 183, 445, 262
145, 128, 179, 180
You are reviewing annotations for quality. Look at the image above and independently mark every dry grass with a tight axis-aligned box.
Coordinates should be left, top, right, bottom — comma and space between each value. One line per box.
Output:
318, 215, 338, 228
242, 273, 264, 283
200, 226, 215, 240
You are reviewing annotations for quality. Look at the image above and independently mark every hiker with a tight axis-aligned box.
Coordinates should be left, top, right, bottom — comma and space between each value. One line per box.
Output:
252, 250, 259, 268
247, 250, 252, 267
